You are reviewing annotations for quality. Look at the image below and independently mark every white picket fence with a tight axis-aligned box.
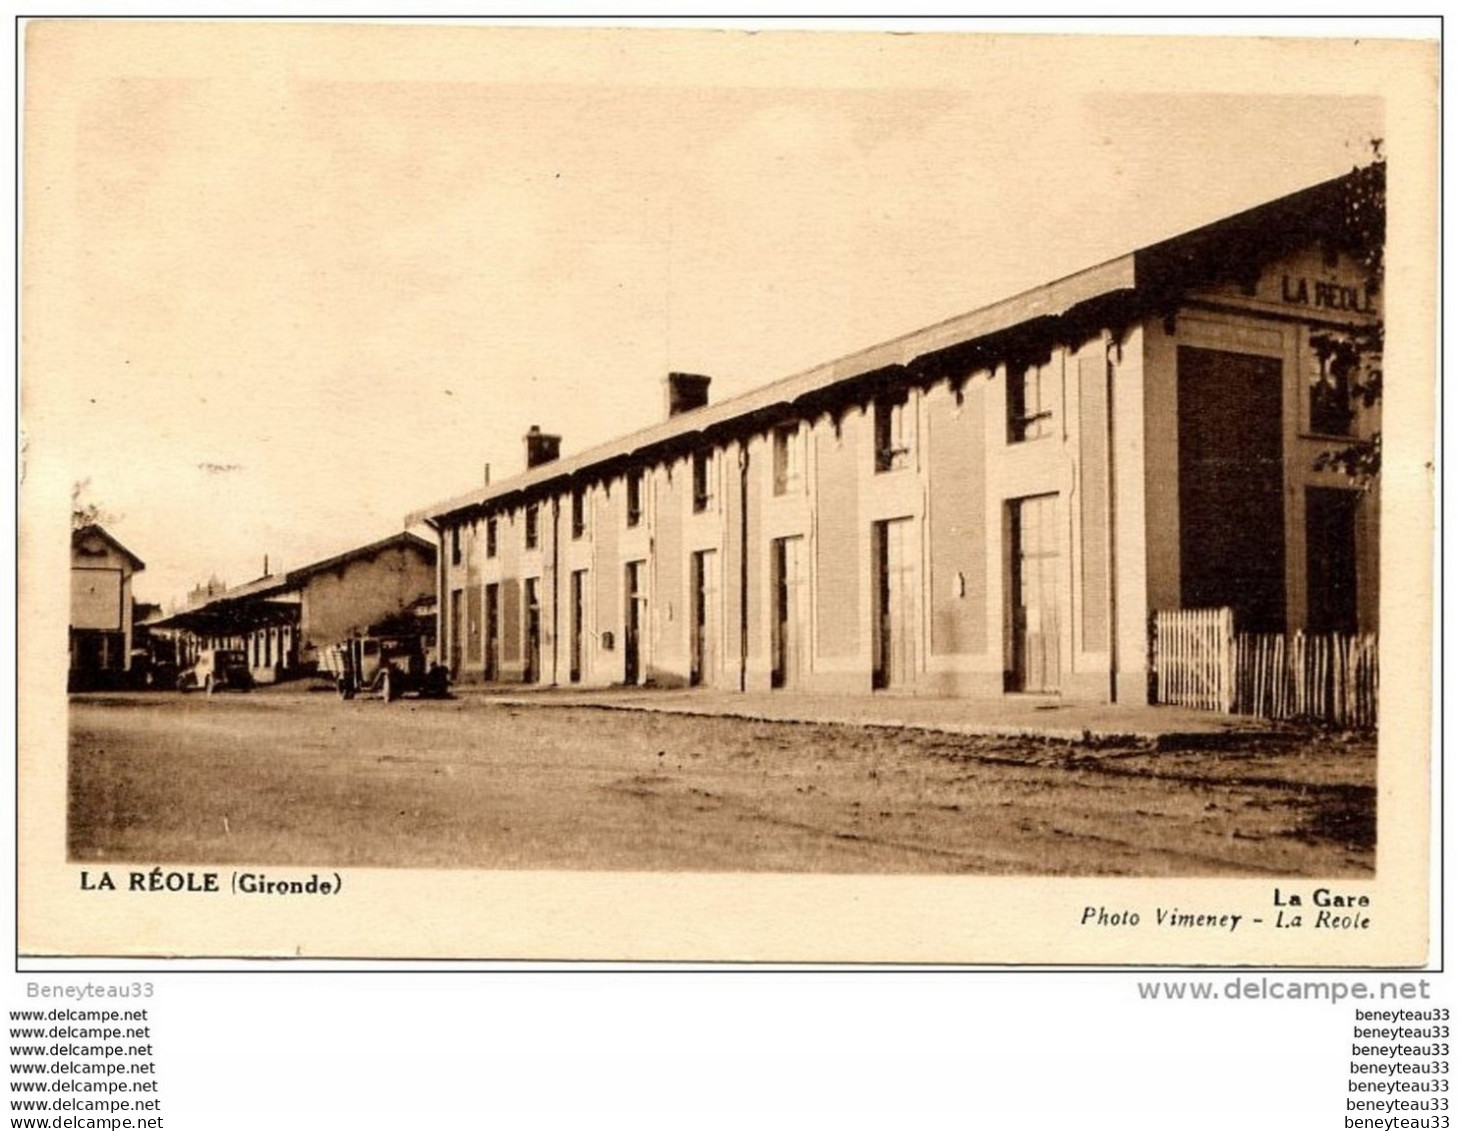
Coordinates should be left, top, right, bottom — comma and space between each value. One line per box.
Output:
1152, 607, 1234, 713
1152, 608, 1378, 728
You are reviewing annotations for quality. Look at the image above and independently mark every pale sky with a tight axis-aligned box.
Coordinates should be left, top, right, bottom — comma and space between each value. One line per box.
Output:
23, 21, 1408, 607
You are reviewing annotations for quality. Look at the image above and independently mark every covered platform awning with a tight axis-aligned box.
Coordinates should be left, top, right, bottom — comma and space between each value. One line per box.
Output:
151, 592, 301, 636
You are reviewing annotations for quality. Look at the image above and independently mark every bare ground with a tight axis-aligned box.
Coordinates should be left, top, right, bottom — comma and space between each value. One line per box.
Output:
66, 691, 1375, 876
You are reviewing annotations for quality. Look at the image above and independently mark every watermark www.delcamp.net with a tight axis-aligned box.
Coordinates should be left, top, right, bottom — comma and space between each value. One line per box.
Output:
1137, 978, 1435, 1004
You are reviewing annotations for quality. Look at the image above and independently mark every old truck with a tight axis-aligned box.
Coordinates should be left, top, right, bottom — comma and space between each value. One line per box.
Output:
322, 632, 450, 702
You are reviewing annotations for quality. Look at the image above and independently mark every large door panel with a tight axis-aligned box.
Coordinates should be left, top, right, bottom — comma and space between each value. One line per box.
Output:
691, 550, 720, 687
625, 561, 646, 685
1008, 495, 1061, 693
772, 537, 808, 689
874, 518, 917, 690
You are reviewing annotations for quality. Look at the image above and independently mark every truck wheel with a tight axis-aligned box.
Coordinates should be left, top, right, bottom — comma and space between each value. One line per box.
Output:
338, 679, 355, 701
382, 669, 397, 703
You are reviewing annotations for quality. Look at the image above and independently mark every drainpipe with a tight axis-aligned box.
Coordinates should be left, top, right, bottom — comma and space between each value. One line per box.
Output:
738, 439, 750, 693
1105, 334, 1120, 702
551, 495, 561, 687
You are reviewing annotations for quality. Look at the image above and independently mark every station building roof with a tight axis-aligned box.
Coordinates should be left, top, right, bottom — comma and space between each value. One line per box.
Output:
408, 166, 1378, 527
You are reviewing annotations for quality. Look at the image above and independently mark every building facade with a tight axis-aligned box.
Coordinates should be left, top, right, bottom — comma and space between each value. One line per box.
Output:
69, 524, 146, 690
410, 169, 1381, 703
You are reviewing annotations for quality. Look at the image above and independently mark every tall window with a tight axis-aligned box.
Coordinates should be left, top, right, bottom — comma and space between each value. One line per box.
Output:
450, 525, 462, 566
1008, 361, 1054, 443
874, 391, 911, 472
627, 470, 644, 527
772, 424, 801, 495
692, 450, 713, 512
525, 504, 539, 550
571, 486, 587, 538
486, 515, 498, 558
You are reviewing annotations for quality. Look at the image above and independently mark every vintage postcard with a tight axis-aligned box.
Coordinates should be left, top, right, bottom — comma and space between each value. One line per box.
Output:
18, 21, 1438, 964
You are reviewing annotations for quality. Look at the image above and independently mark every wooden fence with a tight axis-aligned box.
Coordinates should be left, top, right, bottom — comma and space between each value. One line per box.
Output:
1152, 607, 1234, 713
1231, 630, 1379, 728
1152, 608, 1378, 728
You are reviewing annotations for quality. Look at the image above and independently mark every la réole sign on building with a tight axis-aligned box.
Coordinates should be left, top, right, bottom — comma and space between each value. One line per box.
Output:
1280, 275, 1377, 314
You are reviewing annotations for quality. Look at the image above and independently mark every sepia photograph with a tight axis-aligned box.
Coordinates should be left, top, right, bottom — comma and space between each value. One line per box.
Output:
20, 20, 1437, 963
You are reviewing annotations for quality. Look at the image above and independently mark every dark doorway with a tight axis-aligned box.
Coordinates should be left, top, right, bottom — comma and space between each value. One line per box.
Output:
569, 570, 585, 683
484, 583, 500, 681
1177, 346, 1286, 633
873, 518, 916, 690
1306, 487, 1359, 634
524, 579, 541, 684
624, 561, 646, 685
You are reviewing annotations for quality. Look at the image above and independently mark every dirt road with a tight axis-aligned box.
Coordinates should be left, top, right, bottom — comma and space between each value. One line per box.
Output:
67, 691, 1374, 876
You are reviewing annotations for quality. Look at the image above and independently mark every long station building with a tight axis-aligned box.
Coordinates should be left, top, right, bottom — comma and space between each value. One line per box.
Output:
408, 167, 1382, 702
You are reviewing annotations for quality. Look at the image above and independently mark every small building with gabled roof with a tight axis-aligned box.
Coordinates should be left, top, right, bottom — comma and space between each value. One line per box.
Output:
70, 524, 146, 690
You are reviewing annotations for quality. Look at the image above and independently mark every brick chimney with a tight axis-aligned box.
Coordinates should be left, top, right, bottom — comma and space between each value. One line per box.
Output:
524, 425, 561, 469
665, 372, 712, 418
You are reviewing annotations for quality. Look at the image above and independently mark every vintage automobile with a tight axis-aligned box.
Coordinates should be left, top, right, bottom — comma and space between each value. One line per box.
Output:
129, 647, 178, 691
323, 633, 449, 702
177, 648, 252, 694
